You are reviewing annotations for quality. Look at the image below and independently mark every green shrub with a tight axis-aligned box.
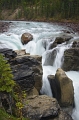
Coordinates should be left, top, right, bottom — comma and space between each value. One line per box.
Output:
0, 54, 15, 93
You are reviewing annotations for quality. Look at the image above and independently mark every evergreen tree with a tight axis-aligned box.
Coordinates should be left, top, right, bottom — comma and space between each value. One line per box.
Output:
0, 54, 15, 92
0, 0, 79, 20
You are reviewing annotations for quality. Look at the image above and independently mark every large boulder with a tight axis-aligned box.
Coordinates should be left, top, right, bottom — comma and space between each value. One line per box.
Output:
62, 48, 79, 71
23, 95, 73, 120
49, 34, 72, 49
55, 68, 74, 107
21, 33, 33, 45
48, 69, 74, 107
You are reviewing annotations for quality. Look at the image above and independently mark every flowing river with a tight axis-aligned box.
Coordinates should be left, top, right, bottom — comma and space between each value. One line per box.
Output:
0, 21, 79, 120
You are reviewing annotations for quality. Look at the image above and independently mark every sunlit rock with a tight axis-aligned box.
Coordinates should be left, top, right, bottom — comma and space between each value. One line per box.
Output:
23, 95, 73, 120
55, 68, 74, 107
23, 95, 60, 119
48, 68, 74, 108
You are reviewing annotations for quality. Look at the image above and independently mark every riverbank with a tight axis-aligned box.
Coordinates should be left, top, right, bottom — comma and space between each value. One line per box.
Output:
0, 22, 10, 33
53, 21, 79, 34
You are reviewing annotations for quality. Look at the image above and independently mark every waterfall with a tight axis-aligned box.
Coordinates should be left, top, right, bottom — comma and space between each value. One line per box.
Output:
40, 66, 53, 97
53, 42, 72, 68
53, 45, 67, 68
0, 21, 79, 120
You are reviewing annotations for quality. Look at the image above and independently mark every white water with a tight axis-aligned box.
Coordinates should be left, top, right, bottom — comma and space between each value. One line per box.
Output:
0, 21, 79, 120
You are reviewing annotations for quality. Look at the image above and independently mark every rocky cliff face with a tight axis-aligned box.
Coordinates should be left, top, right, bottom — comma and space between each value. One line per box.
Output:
0, 48, 42, 93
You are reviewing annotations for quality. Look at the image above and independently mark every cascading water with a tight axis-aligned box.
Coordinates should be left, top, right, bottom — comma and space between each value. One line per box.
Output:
0, 21, 79, 120
53, 44, 68, 69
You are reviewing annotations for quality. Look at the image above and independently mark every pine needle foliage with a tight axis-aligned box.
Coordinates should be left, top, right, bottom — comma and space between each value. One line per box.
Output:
0, 54, 15, 92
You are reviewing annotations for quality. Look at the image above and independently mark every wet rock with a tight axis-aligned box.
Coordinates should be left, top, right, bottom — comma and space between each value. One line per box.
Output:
72, 40, 79, 48
48, 75, 61, 102
21, 33, 33, 45
62, 30, 71, 34
62, 48, 79, 71
49, 34, 72, 49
